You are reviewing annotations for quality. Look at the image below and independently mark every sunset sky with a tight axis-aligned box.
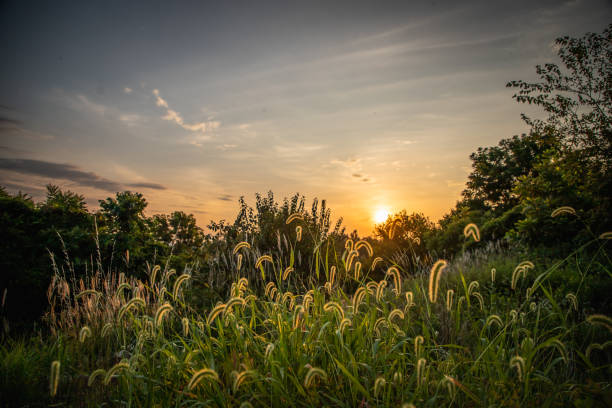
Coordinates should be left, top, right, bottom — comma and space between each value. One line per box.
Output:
1, 0, 610, 235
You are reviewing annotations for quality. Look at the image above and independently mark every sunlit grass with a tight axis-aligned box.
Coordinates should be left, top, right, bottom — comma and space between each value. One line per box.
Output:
2, 217, 612, 407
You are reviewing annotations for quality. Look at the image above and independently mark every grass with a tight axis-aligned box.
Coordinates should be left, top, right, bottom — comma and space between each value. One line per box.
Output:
1, 221, 611, 407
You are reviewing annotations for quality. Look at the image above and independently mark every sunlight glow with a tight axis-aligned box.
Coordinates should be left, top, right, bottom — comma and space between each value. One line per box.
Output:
373, 208, 390, 224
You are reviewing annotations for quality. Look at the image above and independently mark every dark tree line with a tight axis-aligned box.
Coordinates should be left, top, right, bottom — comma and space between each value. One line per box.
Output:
0, 186, 206, 328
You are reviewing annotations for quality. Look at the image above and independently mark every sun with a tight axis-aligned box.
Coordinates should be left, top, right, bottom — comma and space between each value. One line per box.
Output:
373, 208, 390, 224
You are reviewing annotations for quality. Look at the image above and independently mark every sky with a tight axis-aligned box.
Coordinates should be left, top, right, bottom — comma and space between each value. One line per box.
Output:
0, 0, 610, 235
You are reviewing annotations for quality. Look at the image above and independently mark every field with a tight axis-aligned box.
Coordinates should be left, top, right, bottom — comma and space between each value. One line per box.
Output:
1, 220, 611, 407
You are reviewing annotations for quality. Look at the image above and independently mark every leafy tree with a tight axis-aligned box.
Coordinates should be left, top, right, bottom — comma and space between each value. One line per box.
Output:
451, 25, 612, 253
99, 191, 148, 235
507, 24, 611, 165
505, 25, 612, 245
462, 131, 558, 213
97, 191, 151, 275
373, 210, 435, 273
151, 211, 205, 271
375, 211, 434, 243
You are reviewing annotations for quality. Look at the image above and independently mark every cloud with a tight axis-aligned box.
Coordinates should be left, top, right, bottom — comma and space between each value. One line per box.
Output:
274, 143, 326, 158
446, 180, 465, 188
127, 182, 167, 190
76, 94, 107, 115
152, 89, 168, 108
331, 158, 375, 183
0, 120, 55, 140
217, 144, 237, 150
217, 194, 233, 201
152, 89, 220, 143
330, 158, 362, 171
0, 158, 166, 192
236, 123, 258, 138
396, 139, 416, 145
124, 87, 133, 94
0, 117, 22, 127
119, 114, 142, 126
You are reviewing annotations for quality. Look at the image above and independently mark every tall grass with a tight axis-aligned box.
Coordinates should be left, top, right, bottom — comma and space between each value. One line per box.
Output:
2, 215, 611, 407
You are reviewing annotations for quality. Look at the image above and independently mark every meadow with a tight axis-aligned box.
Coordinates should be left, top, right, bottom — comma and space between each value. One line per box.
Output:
1, 25, 611, 407
1, 214, 610, 407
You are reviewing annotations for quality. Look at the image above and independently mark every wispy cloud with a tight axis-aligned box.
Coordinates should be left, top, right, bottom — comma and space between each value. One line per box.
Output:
217, 194, 233, 201
0, 118, 55, 141
273, 143, 326, 158
152, 89, 220, 145
330, 157, 375, 183
119, 114, 142, 126
153, 89, 169, 108
124, 87, 133, 94
127, 182, 166, 190
396, 139, 416, 145
76, 94, 108, 115
216, 144, 237, 150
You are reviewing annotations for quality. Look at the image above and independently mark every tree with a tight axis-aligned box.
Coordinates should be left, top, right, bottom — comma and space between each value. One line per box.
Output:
375, 210, 434, 243
462, 131, 558, 213
456, 25, 612, 250
99, 191, 148, 235
374, 211, 435, 271
507, 24, 611, 166
98, 191, 149, 274
506, 25, 612, 246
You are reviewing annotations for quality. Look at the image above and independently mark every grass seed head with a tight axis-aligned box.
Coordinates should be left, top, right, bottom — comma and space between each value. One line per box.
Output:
255, 255, 273, 270
286, 212, 305, 224
207, 303, 226, 325
50, 360, 60, 397
463, 223, 480, 242
388, 308, 404, 322
79, 326, 92, 343
352, 287, 366, 313
551, 206, 576, 217
282, 266, 294, 281
323, 301, 345, 320
428, 260, 447, 303
510, 355, 525, 381
446, 289, 454, 312
414, 335, 424, 355
304, 366, 327, 388
355, 240, 374, 257
172, 274, 190, 299
586, 314, 612, 333
354, 261, 362, 280
104, 360, 129, 385
565, 293, 578, 311
339, 317, 352, 333
416, 358, 427, 386
155, 303, 174, 327
233, 241, 251, 254
87, 368, 106, 387
376, 280, 388, 303
188, 368, 219, 390
386, 266, 402, 296
374, 376, 386, 396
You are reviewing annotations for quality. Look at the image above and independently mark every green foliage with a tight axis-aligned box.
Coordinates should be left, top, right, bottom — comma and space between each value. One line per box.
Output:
2, 222, 610, 407
454, 25, 612, 255
462, 131, 559, 213
373, 210, 434, 272
507, 24, 611, 164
